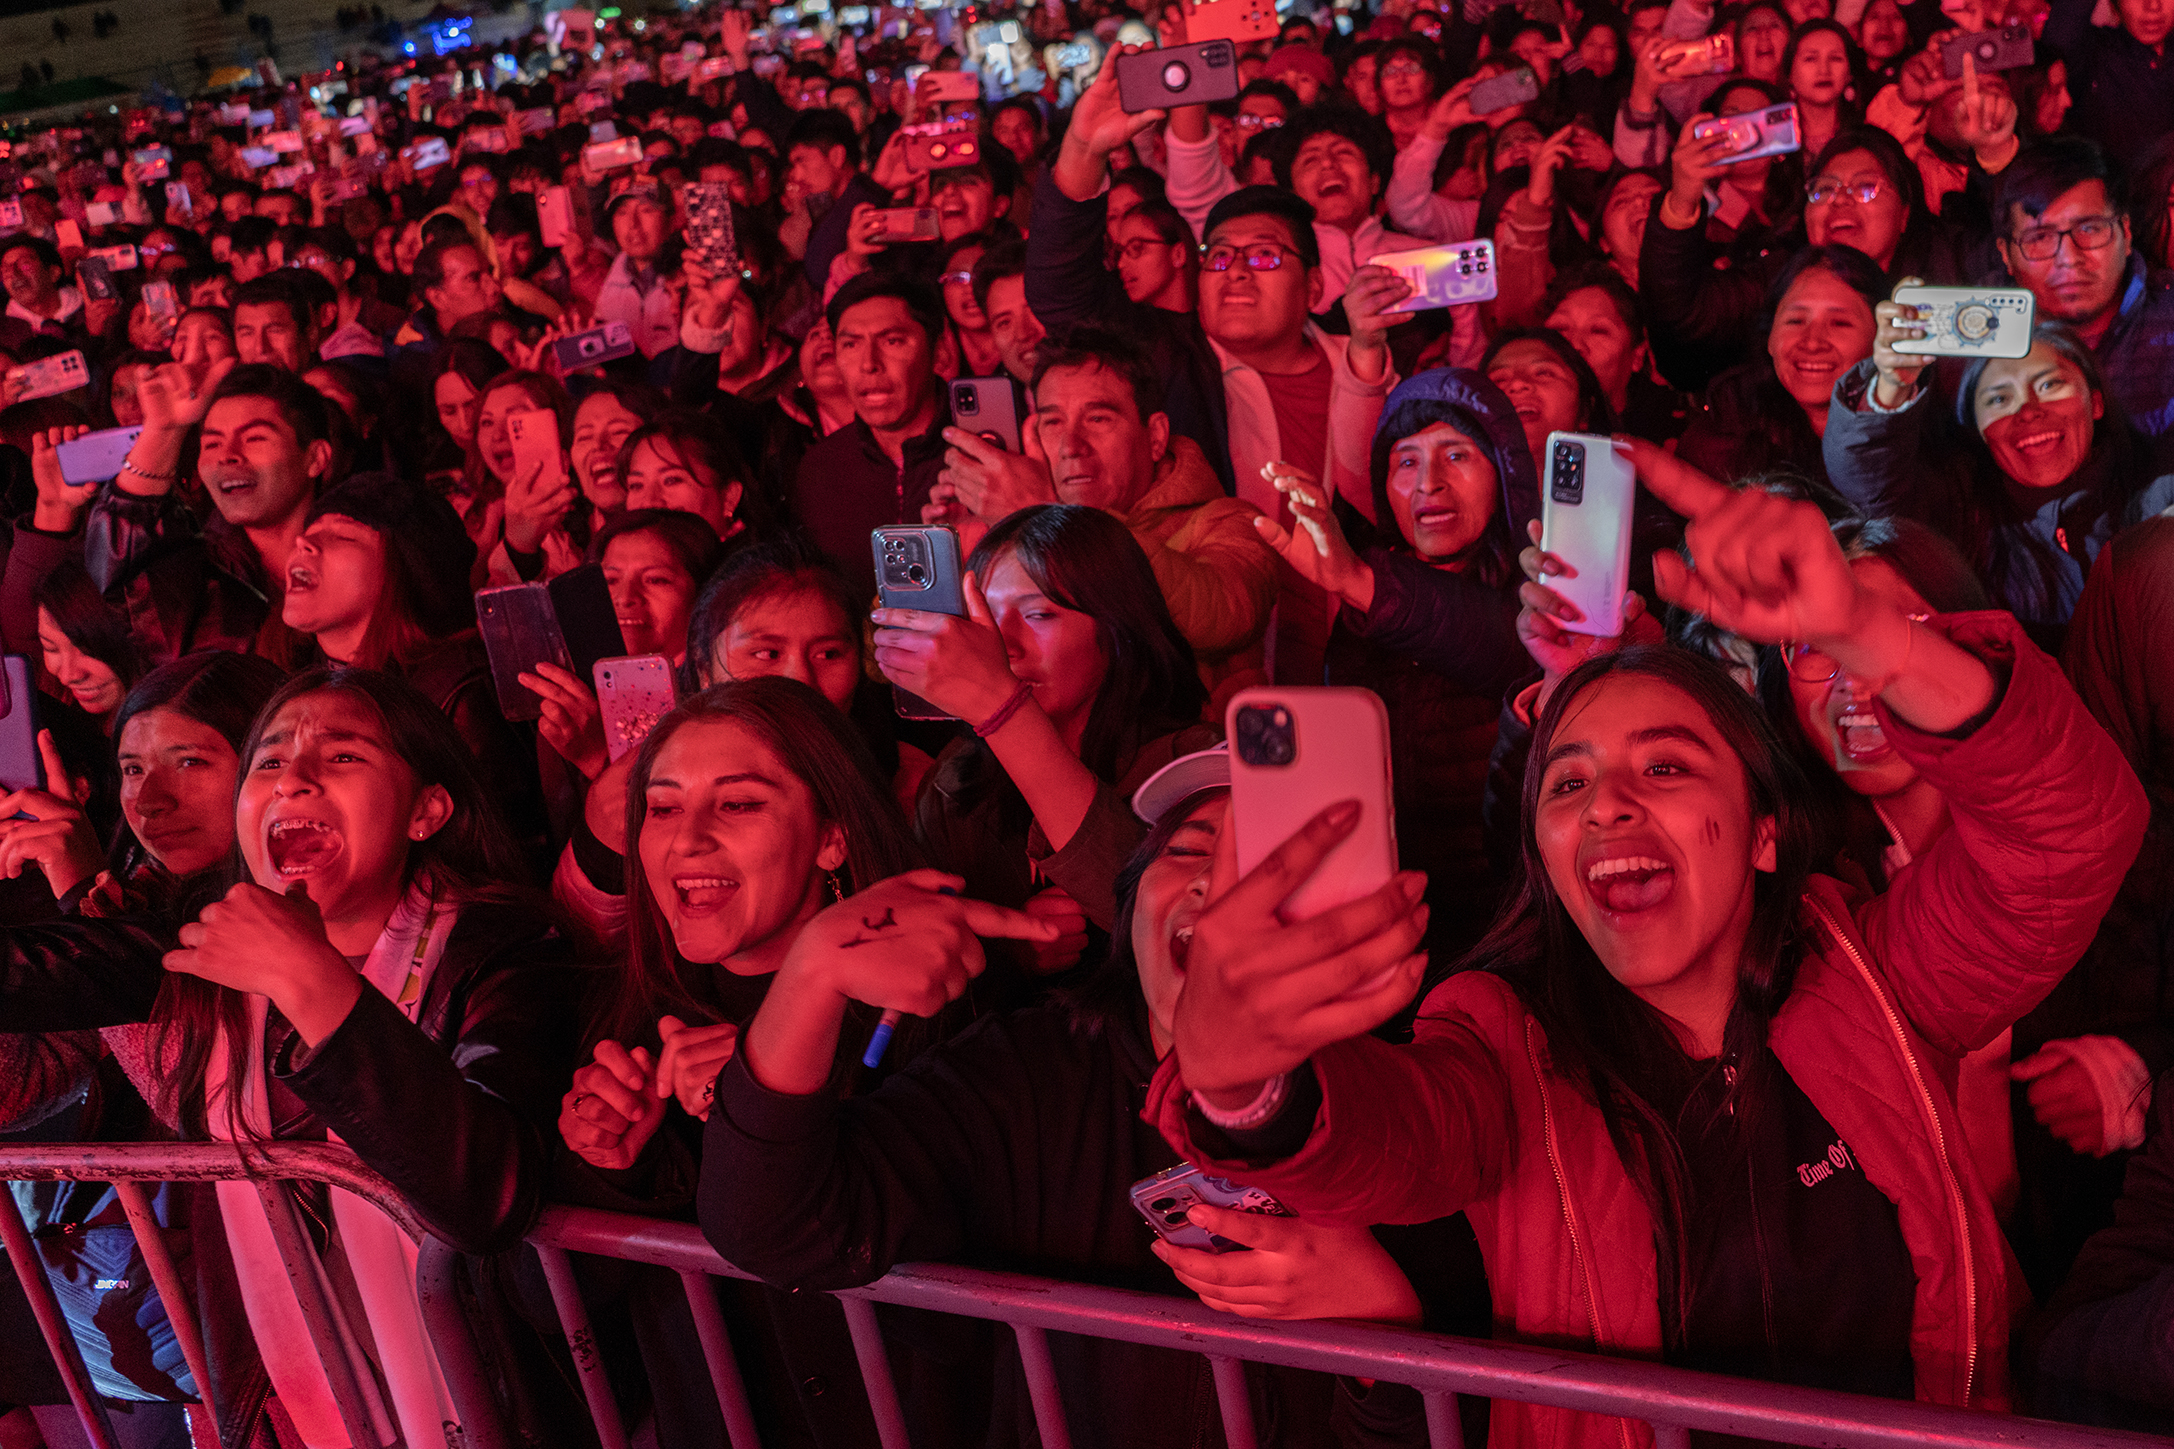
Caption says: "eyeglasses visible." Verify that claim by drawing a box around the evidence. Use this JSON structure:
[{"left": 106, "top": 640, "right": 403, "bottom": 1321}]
[
  {"left": 938, "top": 269, "right": 975, "bottom": 286},
  {"left": 1118, "top": 236, "right": 1176, "bottom": 259},
  {"left": 2012, "top": 215, "right": 2120, "bottom": 261},
  {"left": 1201, "top": 242, "right": 1303, "bottom": 272},
  {"left": 1807, "top": 178, "right": 1885, "bottom": 205},
  {"left": 1783, "top": 614, "right": 1929, "bottom": 682},
  {"left": 1380, "top": 61, "right": 1428, "bottom": 77},
  {"left": 1235, "top": 112, "right": 1285, "bottom": 130}
]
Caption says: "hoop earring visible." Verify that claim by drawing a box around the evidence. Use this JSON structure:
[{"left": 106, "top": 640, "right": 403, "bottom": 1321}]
[{"left": 827, "top": 871, "right": 845, "bottom": 903}]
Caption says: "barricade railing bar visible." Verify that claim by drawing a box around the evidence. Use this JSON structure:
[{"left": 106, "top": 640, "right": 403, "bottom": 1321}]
[{"left": 3, "top": 1145, "right": 2169, "bottom": 1449}]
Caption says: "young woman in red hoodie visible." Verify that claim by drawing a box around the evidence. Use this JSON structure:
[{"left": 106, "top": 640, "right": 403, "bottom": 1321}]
[{"left": 1134, "top": 456, "right": 2148, "bottom": 1447}]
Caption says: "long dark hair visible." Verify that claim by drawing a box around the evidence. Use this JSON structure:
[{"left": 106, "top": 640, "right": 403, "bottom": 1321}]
[
  {"left": 35, "top": 558, "right": 150, "bottom": 709},
  {"left": 154, "top": 667, "right": 529, "bottom": 1139},
  {"left": 967, "top": 505, "right": 1206, "bottom": 782},
  {"left": 108, "top": 650, "right": 287, "bottom": 881},
  {"left": 1474, "top": 645, "right": 1819, "bottom": 1352},
  {"left": 609, "top": 678, "right": 923, "bottom": 1048}
]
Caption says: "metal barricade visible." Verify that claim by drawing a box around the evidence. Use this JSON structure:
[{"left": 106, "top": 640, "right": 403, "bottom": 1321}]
[
  {"left": 2, "top": 1145, "right": 2170, "bottom": 1449},
  {"left": 0, "top": 1142, "right": 457, "bottom": 1449},
  {"left": 510, "top": 1203, "right": 2174, "bottom": 1449}
]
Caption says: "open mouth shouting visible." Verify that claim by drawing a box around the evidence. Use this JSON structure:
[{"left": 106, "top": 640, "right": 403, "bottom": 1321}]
[
  {"left": 266, "top": 816, "right": 344, "bottom": 880},
  {"left": 672, "top": 874, "right": 738, "bottom": 917},
  {"left": 1583, "top": 851, "right": 1676, "bottom": 916}
]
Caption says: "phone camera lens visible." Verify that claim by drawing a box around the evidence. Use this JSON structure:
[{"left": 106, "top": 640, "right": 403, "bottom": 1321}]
[
  {"left": 1163, "top": 1210, "right": 1190, "bottom": 1225},
  {"left": 906, "top": 564, "right": 928, "bottom": 585},
  {"left": 1150, "top": 1196, "right": 1177, "bottom": 1211}
]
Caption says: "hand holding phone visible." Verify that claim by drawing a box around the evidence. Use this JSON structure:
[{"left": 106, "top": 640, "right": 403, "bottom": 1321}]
[
  {"left": 1538, "top": 432, "right": 1637, "bottom": 638},
  {"left": 870, "top": 526, "right": 972, "bottom": 720}
]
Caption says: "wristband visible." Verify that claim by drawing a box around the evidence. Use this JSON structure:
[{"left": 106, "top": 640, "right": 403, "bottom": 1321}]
[
  {"left": 121, "top": 457, "right": 176, "bottom": 483},
  {"left": 1192, "top": 1073, "right": 1290, "bottom": 1131},
  {"left": 973, "top": 680, "right": 1035, "bottom": 739}
]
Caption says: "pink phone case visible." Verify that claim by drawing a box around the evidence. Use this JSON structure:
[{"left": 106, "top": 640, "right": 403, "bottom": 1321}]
[
  {"left": 1226, "top": 687, "right": 1397, "bottom": 922},
  {"left": 595, "top": 655, "right": 678, "bottom": 762},
  {"left": 508, "top": 409, "right": 566, "bottom": 489}
]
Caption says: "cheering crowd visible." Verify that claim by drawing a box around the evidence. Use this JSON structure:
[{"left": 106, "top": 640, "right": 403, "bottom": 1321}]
[{"left": 0, "top": 0, "right": 2171, "bottom": 1441}]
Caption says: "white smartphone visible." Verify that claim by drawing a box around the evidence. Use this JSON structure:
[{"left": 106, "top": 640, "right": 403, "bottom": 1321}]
[
  {"left": 1226, "top": 687, "right": 1396, "bottom": 923},
  {"left": 1539, "top": 431, "right": 1637, "bottom": 639},
  {"left": 1889, "top": 285, "right": 2035, "bottom": 359}
]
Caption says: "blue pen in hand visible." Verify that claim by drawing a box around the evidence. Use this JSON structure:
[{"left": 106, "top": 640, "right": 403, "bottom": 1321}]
[{"left": 862, "top": 884, "right": 959, "bottom": 1069}]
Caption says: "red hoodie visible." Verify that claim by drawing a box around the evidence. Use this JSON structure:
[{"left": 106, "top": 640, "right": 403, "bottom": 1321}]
[{"left": 1149, "top": 613, "right": 2149, "bottom": 1449}]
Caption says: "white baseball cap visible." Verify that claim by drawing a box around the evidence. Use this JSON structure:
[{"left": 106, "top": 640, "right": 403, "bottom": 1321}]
[{"left": 1129, "top": 743, "right": 1230, "bottom": 824}]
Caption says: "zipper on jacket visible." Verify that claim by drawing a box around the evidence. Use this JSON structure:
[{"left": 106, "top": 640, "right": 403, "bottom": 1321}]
[
  {"left": 1526, "top": 1019, "right": 1637, "bottom": 1449},
  {"left": 1803, "top": 896, "right": 1979, "bottom": 1405}
]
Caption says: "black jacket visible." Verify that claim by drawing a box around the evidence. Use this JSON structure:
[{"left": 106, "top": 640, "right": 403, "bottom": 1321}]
[
  {"left": 790, "top": 406, "right": 949, "bottom": 604},
  {"left": 81, "top": 483, "right": 276, "bottom": 663},
  {"left": 0, "top": 897, "right": 583, "bottom": 1443},
  {"left": 0, "top": 897, "right": 582, "bottom": 1250},
  {"left": 702, "top": 1003, "right": 1377, "bottom": 1448},
  {"left": 1023, "top": 170, "right": 1236, "bottom": 496}
]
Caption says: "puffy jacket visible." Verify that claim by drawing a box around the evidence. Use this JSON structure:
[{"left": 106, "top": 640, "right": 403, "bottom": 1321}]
[
  {"left": 1150, "top": 613, "right": 2148, "bottom": 1448},
  {"left": 1823, "top": 358, "right": 2174, "bottom": 638},
  {"left": 1117, "top": 436, "right": 1278, "bottom": 715}
]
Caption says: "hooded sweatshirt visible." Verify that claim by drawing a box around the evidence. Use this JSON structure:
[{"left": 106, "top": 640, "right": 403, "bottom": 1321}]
[{"left": 1329, "top": 368, "right": 1540, "bottom": 960}]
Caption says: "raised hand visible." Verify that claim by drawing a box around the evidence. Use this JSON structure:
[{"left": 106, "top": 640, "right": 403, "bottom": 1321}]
[
  {"left": 1155, "top": 1211, "right": 1424, "bottom": 1324},
  {"left": 141, "top": 355, "right": 235, "bottom": 431},
  {"left": 1053, "top": 43, "right": 1167, "bottom": 199},
  {"left": 164, "top": 882, "right": 362, "bottom": 1047},
  {"left": 1249, "top": 462, "right": 1375, "bottom": 612},
  {"left": 1870, "top": 276, "right": 1934, "bottom": 408},
  {"left": 654, "top": 1014, "right": 741, "bottom": 1121},
  {"left": 501, "top": 425, "right": 577, "bottom": 555},
  {"left": 1665, "top": 113, "right": 1734, "bottom": 220},
  {"left": 872, "top": 569, "right": 1021, "bottom": 724},
  {"left": 29, "top": 424, "right": 93, "bottom": 531},
  {"left": 938, "top": 425, "right": 1055, "bottom": 522},
  {"left": 1343, "top": 265, "right": 1411, "bottom": 385},
  {"left": 0, "top": 730, "right": 102, "bottom": 899},
  {"left": 520, "top": 660, "right": 608, "bottom": 780},
  {"left": 783, "top": 869, "right": 1061, "bottom": 1017},
  {"left": 560, "top": 1042, "right": 667, "bottom": 1171},
  {"left": 1526, "top": 122, "right": 1578, "bottom": 208},
  {"left": 1420, "top": 75, "right": 1482, "bottom": 140},
  {"left": 1516, "top": 518, "right": 1662, "bottom": 705},
  {"left": 1628, "top": 438, "right": 1863, "bottom": 648},
  {"left": 1171, "top": 802, "right": 1429, "bottom": 1102}
]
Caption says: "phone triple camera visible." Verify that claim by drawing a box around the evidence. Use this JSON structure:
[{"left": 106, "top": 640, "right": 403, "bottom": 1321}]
[{"left": 1234, "top": 704, "right": 1297, "bottom": 767}]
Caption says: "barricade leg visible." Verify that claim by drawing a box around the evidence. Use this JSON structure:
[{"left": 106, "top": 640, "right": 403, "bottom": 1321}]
[
  {"left": 1010, "top": 1325, "right": 1072, "bottom": 1449},
  {"left": 837, "top": 1296, "right": 911, "bottom": 1449},
  {"left": 412, "top": 1237, "right": 513, "bottom": 1449},
  {"left": 532, "top": 1243, "right": 630, "bottom": 1449},
  {"left": 1421, "top": 1391, "right": 1464, "bottom": 1449},
  {"left": 111, "top": 1183, "right": 213, "bottom": 1431},
  {"left": 676, "top": 1270, "right": 763, "bottom": 1449},
  {"left": 252, "top": 1180, "right": 380, "bottom": 1449},
  {"left": 1206, "top": 1355, "right": 1257, "bottom": 1449},
  {"left": 0, "top": 1188, "right": 118, "bottom": 1449}
]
